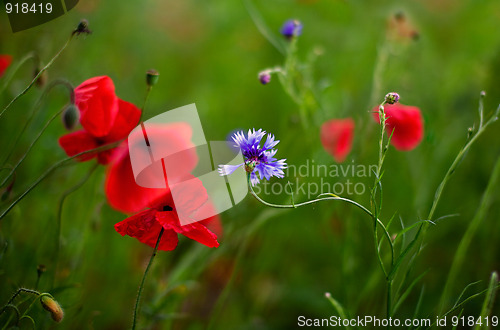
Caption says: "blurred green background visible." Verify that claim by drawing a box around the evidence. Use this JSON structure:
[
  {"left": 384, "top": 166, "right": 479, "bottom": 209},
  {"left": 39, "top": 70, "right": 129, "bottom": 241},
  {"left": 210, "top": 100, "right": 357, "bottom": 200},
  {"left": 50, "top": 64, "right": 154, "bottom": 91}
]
[{"left": 1, "top": 0, "right": 500, "bottom": 328}]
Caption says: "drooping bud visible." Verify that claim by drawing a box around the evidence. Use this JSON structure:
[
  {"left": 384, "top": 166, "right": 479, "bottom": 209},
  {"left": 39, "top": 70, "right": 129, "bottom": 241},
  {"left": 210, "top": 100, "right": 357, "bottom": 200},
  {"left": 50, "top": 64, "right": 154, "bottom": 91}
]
[
  {"left": 62, "top": 103, "right": 80, "bottom": 131},
  {"left": 258, "top": 70, "right": 271, "bottom": 85},
  {"left": 146, "top": 69, "right": 159, "bottom": 87},
  {"left": 73, "top": 19, "right": 91, "bottom": 36},
  {"left": 40, "top": 295, "right": 64, "bottom": 322},
  {"left": 384, "top": 92, "right": 400, "bottom": 104},
  {"left": 281, "top": 19, "right": 303, "bottom": 40}
]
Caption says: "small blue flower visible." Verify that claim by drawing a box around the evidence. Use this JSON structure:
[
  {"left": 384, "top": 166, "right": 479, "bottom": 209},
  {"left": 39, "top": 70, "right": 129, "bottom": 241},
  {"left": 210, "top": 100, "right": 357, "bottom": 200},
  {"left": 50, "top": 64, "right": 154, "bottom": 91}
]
[
  {"left": 281, "top": 19, "right": 303, "bottom": 39},
  {"left": 218, "top": 129, "right": 287, "bottom": 186}
]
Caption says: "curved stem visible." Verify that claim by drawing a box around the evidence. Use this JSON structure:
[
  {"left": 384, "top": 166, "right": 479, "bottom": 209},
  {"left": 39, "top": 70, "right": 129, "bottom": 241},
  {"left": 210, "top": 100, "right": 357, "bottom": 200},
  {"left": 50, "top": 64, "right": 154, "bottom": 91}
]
[
  {"left": 0, "top": 53, "right": 36, "bottom": 96},
  {"left": 1, "top": 79, "right": 74, "bottom": 187},
  {"left": 0, "top": 35, "right": 74, "bottom": 120},
  {"left": 247, "top": 175, "right": 393, "bottom": 246},
  {"left": 0, "top": 142, "right": 119, "bottom": 222},
  {"left": 132, "top": 228, "right": 164, "bottom": 330},
  {"left": 53, "top": 162, "right": 99, "bottom": 289}
]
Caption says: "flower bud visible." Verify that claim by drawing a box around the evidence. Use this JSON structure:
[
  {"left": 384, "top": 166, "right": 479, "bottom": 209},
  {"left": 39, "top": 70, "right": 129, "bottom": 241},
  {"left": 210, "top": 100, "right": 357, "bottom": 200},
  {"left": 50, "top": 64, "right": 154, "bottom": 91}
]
[
  {"left": 384, "top": 92, "right": 400, "bottom": 104},
  {"left": 40, "top": 295, "right": 64, "bottom": 322},
  {"left": 258, "top": 71, "right": 271, "bottom": 85},
  {"left": 73, "top": 19, "right": 91, "bottom": 36},
  {"left": 281, "top": 19, "right": 303, "bottom": 40},
  {"left": 62, "top": 103, "right": 80, "bottom": 131},
  {"left": 146, "top": 69, "right": 159, "bottom": 87},
  {"left": 37, "top": 264, "right": 46, "bottom": 277}
]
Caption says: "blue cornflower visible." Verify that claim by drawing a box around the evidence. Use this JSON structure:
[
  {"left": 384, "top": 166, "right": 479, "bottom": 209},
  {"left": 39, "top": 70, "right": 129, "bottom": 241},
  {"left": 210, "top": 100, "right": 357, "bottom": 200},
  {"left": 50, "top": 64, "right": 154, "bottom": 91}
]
[
  {"left": 281, "top": 19, "right": 303, "bottom": 39},
  {"left": 218, "top": 129, "right": 287, "bottom": 186}
]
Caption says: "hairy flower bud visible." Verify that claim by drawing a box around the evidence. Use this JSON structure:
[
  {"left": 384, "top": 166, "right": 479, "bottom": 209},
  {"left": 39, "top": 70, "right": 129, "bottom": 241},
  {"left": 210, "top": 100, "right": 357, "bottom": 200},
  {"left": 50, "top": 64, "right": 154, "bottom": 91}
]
[
  {"left": 40, "top": 295, "right": 64, "bottom": 322},
  {"left": 73, "top": 19, "right": 91, "bottom": 36},
  {"left": 258, "top": 71, "right": 271, "bottom": 85},
  {"left": 146, "top": 69, "right": 159, "bottom": 87},
  {"left": 384, "top": 92, "right": 400, "bottom": 104},
  {"left": 62, "top": 103, "right": 80, "bottom": 131}
]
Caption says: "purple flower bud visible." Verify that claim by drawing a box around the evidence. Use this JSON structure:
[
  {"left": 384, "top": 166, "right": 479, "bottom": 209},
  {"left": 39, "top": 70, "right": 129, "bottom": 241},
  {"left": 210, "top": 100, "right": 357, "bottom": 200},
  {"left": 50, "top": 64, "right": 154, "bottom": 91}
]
[
  {"left": 384, "top": 92, "right": 400, "bottom": 104},
  {"left": 281, "top": 19, "right": 303, "bottom": 40},
  {"left": 258, "top": 71, "right": 271, "bottom": 85}
]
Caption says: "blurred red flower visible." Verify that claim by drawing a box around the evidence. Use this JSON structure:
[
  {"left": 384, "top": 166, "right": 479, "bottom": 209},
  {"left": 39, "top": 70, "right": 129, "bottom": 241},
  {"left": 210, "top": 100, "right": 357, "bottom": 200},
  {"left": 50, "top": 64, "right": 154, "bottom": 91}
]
[
  {"left": 105, "top": 123, "right": 199, "bottom": 214},
  {"left": 0, "top": 55, "right": 12, "bottom": 77},
  {"left": 59, "top": 76, "right": 141, "bottom": 164},
  {"left": 114, "top": 178, "right": 221, "bottom": 251},
  {"left": 373, "top": 103, "right": 424, "bottom": 151},
  {"left": 320, "top": 118, "right": 355, "bottom": 163}
]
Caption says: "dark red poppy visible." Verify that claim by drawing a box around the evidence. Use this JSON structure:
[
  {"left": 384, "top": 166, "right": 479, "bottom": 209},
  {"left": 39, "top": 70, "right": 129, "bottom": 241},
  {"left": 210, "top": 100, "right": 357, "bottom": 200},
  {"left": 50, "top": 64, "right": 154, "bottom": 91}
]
[
  {"left": 59, "top": 76, "right": 141, "bottom": 164},
  {"left": 320, "top": 118, "right": 355, "bottom": 163},
  {"left": 373, "top": 103, "right": 423, "bottom": 151},
  {"left": 105, "top": 123, "right": 199, "bottom": 214},
  {"left": 114, "top": 178, "right": 220, "bottom": 250},
  {"left": 0, "top": 55, "right": 12, "bottom": 77}
]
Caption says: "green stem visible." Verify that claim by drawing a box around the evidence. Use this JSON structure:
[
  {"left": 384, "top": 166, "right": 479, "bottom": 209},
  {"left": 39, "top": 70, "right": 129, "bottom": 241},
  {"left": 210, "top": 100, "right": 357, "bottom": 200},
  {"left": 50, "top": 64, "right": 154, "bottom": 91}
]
[
  {"left": 132, "top": 228, "right": 164, "bottom": 330},
  {"left": 0, "top": 288, "right": 40, "bottom": 316},
  {"left": 1, "top": 79, "right": 74, "bottom": 187},
  {"left": 0, "top": 142, "right": 119, "bottom": 222},
  {"left": 438, "top": 155, "right": 500, "bottom": 314},
  {"left": 53, "top": 162, "right": 99, "bottom": 289},
  {"left": 0, "top": 53, "right": 36, "bottom": 96},
  {"left": 247, "top": 174, "right": 393, "bottom": 246},
  {"left": 0, "top": 35, "right": 74, "bottom": 120}
]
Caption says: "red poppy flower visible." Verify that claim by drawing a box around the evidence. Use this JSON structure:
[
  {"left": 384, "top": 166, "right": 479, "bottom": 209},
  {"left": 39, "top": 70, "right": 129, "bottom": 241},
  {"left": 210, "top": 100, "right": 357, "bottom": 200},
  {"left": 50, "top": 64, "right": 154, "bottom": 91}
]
[
  {"left": 373, "top": 103, "right": 424, "bottom": 151},
  {"left": 59, "top": 76, "right": 141, "bottom": 164},
  {"left": 105, "top": 123, "right": 199, "bottom": 214},
  {"left": 320, "top": 118, "right": 355, "bottom": 163},
  {"left": 114, "top": 178, "right": 220, "bottom": 250},
  {"left": 0, "top": 55, "right": 12, "bottom": 77}
]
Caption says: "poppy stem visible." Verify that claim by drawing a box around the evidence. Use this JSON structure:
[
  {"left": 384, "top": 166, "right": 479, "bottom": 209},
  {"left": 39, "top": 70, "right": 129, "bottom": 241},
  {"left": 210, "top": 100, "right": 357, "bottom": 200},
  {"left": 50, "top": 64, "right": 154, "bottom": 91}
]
[
  {"left": 53, "top": 162, "right": 99, "bottom": 289},
  {"left": 132, "top": 228, "right": 164, "bottom": 330},
  {"left": 0, "top": 142, "right": 120, "bottom": 222},
  {"left": 1, "top": 78, "right": 75, "bottom": 187},
  {"left": 0, "top": 34, "right": 74, "bottom": 120},
  {"left": 0, "top": 52, "right": 36, "bottom": 96}
]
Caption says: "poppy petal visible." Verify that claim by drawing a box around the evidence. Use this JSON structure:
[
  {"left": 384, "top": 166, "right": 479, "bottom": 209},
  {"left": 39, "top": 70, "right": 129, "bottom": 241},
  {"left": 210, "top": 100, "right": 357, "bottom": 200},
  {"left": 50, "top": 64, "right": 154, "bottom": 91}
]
[
  {"left": 104, "top": 99, "right": 141, "bottom": 142},
  {"left": 320, "top": 118, "right": 355, "bottom": 163},
  {"left": 0, "top": 55, "right": 13, "bottom": 77},
  {"left": 75, "top": 76, "right": 118, "bottom": 138},
  {"left": 105, "top": 142, "right": 170, "bottom": 214},
  {"left": 373, "top": 103, "right": 424, "bottom": 151},
  {"left": 156, "top": 211, "right": 219, "bottom": 248},
  {"left": 114, "top": 209, "right": 178, "bottom": 251},
  {"left": 58, "top": 130, "right": 99, "bottom": 162}
]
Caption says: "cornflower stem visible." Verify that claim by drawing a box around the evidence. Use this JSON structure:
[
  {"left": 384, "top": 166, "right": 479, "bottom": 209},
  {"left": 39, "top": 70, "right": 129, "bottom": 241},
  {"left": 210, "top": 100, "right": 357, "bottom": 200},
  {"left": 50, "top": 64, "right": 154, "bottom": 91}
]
[
  {"left": 0, "top": 34, "right": 74, "bottom": 120},
  {"left": 132, "top": 228, "right": 164, "bottom": 330},
  {"left": 53, "top": 162, "right": 99, "bottom": 289},
  {"left": 247, "top": 174, "right": 393, "bottom": 249},
  {"left": 1, "top": 78, "right": 75, "bottom": 187},
  {"left": 0, "top": 141, "right": 120, "bottom": 222}
]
